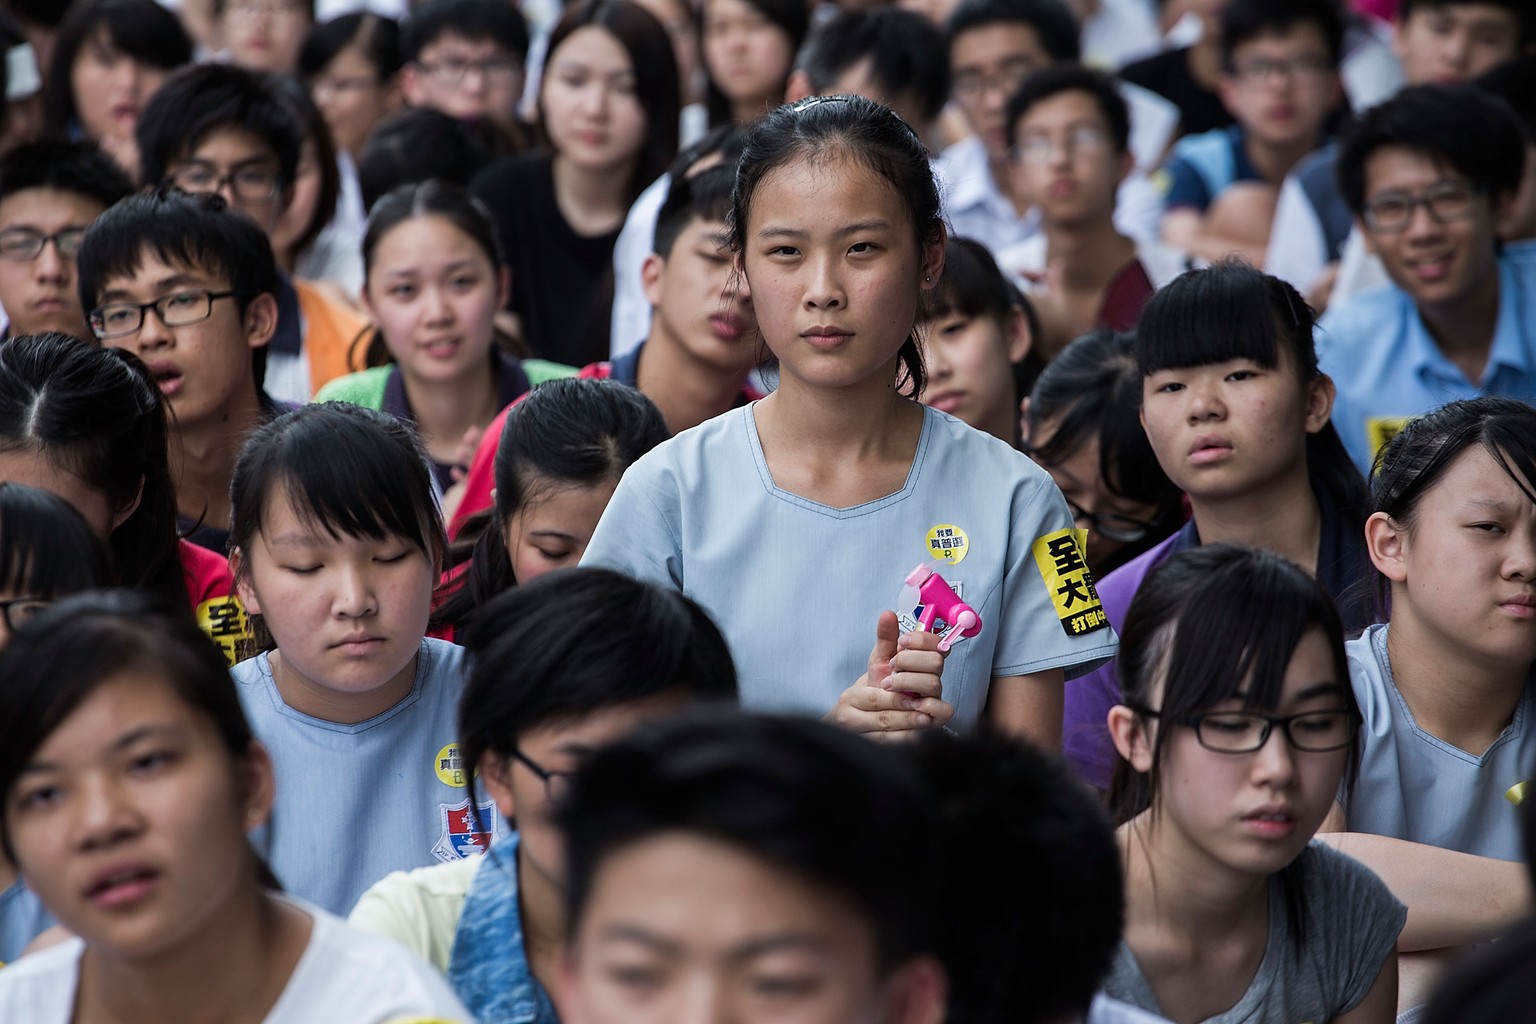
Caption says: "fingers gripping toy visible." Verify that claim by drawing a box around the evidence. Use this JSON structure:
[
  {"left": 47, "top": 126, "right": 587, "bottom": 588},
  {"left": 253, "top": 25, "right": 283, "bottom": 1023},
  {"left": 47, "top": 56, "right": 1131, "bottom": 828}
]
[{"left": 903, "top": 564, "right": 983, "bottom": 652}]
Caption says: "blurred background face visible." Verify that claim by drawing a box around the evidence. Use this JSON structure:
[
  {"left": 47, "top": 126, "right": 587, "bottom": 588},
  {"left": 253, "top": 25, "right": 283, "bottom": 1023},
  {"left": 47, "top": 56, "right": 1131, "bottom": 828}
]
[
  {"left": 310, "top": 44, "right": 396, "bottom": 157},
  {"left": 403, "top": 32, "right": 524, "bottom": 133},
  {"left": 702, "top": 0, "right": 795, "bottom": 112},
  {"left": 1393, "top": 2, "right": 1522, "bottom": 85},
  {"left": 220, "top": 0, "right": 313, "bottom": 74},
  {"left": 71, "top": 28, "right": 169, "bottom": 146}
]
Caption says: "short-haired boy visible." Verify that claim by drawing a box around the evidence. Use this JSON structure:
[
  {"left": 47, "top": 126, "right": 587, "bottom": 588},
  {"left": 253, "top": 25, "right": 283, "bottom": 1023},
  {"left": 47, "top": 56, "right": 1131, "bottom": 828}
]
[
  {"left": 78, "top": 188, "right": 286, "bottom": 555},
  {"left": 1320, "top": 84, "right": 1535, "bottom": 473},
  {"left": 136, "top": 62, "right": 364, "bottom": 403},
  {"left": 1158, "top": 0, "right": 1343, "bottom": 267},
  {"left": 400, "top": 0, "right": 529, "bottom": 142},
  {"left": 0, "top": 139, "right": 130, "bottom": 341}
]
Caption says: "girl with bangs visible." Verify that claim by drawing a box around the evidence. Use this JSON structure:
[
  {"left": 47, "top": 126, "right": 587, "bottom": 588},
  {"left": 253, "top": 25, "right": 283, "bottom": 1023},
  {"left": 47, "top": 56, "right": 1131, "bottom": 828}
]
[
  {"left": 1064, "top": 260, "right": 1372, "bottom": 791},
  {"left": 1105, "top": 544, "right": 1401, "bottom": 1024},
  {"left": 228, "top": 403, "right": 495, "bottom": 917}
]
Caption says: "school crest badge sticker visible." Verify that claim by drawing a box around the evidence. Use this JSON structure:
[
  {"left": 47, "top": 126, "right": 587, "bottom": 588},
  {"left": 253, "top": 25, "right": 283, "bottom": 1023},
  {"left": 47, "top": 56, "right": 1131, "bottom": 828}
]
[{"left": 432, "top": 798, "right": 497, "bottom": 862}]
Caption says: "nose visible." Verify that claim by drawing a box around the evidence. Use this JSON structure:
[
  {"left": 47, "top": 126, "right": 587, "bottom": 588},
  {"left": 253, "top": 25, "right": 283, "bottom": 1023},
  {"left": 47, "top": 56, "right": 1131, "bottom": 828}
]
[
  {"left": 333, "top": 564, "right": 379, "bottom": 619},
  {"left": 1186, "top": 378, "right": 1226, "bottom": 421},
  {"left": 676, "top": 973, "right": 729, "bottom": 1024},
  {"left": 71, "top": 774, "right": 142, "bottom": 851},
  {"left": 1250, "top": 724, "right": 1298, "bottom": 788},
  {"left": 1504, "top": 523, "right": 1536, "bottom": 581},
  {"left": 424, "top": 283, "right": 453, "bottom": 322},
  {"left": 34, "top": 239, "right": 67, "bottom": 281},
  {"left": 802, "top": 254, "right": 844, "bottom": 311},
  {"left": 136, "top": 304, "right": 175, "bottom": 350}
]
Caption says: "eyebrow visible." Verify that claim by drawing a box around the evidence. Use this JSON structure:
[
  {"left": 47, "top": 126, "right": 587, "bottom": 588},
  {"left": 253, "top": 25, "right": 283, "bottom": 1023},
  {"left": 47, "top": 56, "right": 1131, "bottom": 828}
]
[
  {"left": 599, "top": 924, "right": 685, "bottom": 956},
  {"left": 726, "top": 933, "right": 832, "bottom": 965},
  {"left": 1461, "top": 496, "right": 1521, "bottom": 515},
  {"left": 265, "top": 530, "right": 333, "bottom": 548},
  {"left": 98, "top": 273, "right": 213, "bottom": 303},
  {"left": 756, "top": 220, "right": 895, "bottom": 240},
  {"left": 21, "top": 724, "right": 183, "bottom": 775}
]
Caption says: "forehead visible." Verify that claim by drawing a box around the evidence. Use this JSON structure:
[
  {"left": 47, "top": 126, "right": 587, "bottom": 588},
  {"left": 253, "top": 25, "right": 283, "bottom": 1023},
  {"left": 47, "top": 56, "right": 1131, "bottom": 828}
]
[
  {"left": 951, "top": 22, "right": 1048, "bottom": 67},
  {"left": 748, "top": 152, "right": 913, "bottom": 231},
  {"left": 1230, "top": 21, "right": 1332, "bottom": 58},
  {"left": 28, "top": 669, "right": 196, "bottom": 765},
  {"left": 1402, "top": 2, "right": 1521, "bottom": 31},
  {"left": 420, "top": 32, "right": 513, "bottom": 59},
  {"left": 102, "top": 249, "right": 224, "bottom": 292},
  {"left": 1362, "top": 145, "right": 1469, "bottom": 193},
  {"left": 1016, "top": 88, "right": 1110, "bottom": 132},
  {"left": 516, "top": 693, "right": 689, "bottom": 755},
  {"left": 180, "top": 127, "right": 280, "bottom": 168},
  {"left": 0, "top": 188, "right": 107, "bottom": 228},
  {"left": 1423, "top": 443, "right": 1536, "bottom": 509},
  {"left": 372, "top": 214, "right": 489, "bottom": 264}
]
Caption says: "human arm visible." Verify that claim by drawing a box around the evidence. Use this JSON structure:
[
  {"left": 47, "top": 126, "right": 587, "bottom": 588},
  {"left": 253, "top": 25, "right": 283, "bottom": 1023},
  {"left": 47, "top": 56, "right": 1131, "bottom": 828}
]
[
  {"left": 1330, "top": 948, "right": 1398, "bottom": 1024},
  {"left": 986, "top": 669, "right": 1064, "bottom": 751},
  {"left": 826, "top": 611, "right": 955, "bottom": 741}
]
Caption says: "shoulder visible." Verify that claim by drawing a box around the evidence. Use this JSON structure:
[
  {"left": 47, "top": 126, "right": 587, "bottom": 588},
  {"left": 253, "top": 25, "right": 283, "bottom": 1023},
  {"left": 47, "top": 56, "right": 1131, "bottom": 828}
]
[
  {"left": 230, "top": 650, "right": 274, "bottom": 688},
  {"left": 418, "top": 637, "right": 468, "bottom": 682},
  {"left": 0, "top": 936, "right": 82, "bottom": 1017},
  {"left": 314, "top": 366, "right": 393, "bottom": 408},
  {"left": 348, "top": 858, "right": 484, "bottom": 969},
  {"left": 1318, "top": 284, "right": 1408, "bottom": 341},
  {"left": 1295, "top": 841, "right": 1406, "bottom": 936}
]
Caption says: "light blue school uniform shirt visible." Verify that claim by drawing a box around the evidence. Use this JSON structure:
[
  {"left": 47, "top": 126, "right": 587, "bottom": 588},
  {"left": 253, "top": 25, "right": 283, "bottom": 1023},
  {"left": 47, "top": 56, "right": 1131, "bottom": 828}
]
[
  {"left": 1344, "top": 624, "right": 1536, "bottom": 860},
  {"left": 234, "top": 638, "right": 503, "bottom": 916},
  {"left": 1317, "top": 255, "right": 1536, "bottom": 474},
  {"left": 0, "top": 881, "right": 50, "bottom": 966},
  {"left": 582, "top": 404, "right": 1118, "bottom": 728}
]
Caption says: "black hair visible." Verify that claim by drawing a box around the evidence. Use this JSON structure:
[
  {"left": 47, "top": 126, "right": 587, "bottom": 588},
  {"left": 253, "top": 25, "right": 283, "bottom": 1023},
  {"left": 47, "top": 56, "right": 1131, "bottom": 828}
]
[
  {"left": 795, "top": 7, "right": 951, "bottom": 123},
  {"left": 1027, "top": 328, "right": 1184, "bottom": 575},
  {"left": 1108, "top": 544, "right": 1360, "bottom": 948},
  {"left": 559, "top": 708, "right": 939, "bottom": 972},
  {"left": 459, "top": 566, "right": 737, "bottom": 823},
  {"left": 0, "top": 483, "right": 113, "bottom": 602},
  {"left": 1399, "top": 0, "right": 1534, "bottom": 48},
  {"left": 914, "top": 732, "right": 1122, "bottom": 1024},
  {"left": 44, "top": 0, "right": 193, "bottom": 139},
  {"left": 0, "top": 333, "right": 185, "bottom": 612},
  {"left": 400, "top": 0, "right": 530, "bottom": 65},
  {"left": 1337, "top": 84, "right": 1527, "bottom": 218},
  {"left": 356, "top": 106, "right": 494, "bottom": 211},
  {"left": 77, "top": 187, "right": 279, "bottom": 387},
  {"left": 356, "top": 179, "right": 506, "bottom": 368},
  {"left": 1477, "top": 55, "right": 1536, "bottom": 137},
  {"left": 0, "top": 591, "right": 271, "bottom": 884},
  {"left": 1219, "top": 0, "right": 1344, "bottom": 69},
  {"left": 665, "top": 122, "right": 747, "bottom": 182},
  {"left": 925, "top": 234, "right": 1016, "bottom": 325},
  {"left": 542, "top": 0, "right": 679, "bottom": 204},
  {"left": 730, "top": 95, "right": 942, "bottom": 398},
  {"left": 703, "top": 0, "right": 809, "bottom": 127},
  {"left": 135, "top": 63, "right": 304, "bottom": 190},
  {"left": 6, "top": 0, "right": 66, "bottom": 28},
  {"left": 1368, "top": 397, "right": 1536, "bottom": 610},
  {"left": 0, "top": 139, "right": 133, "bottom": 210},
  {"left": 229, "top": 404, "right": 446, "bottom": 648},
  {"left": 944, "top": 0, "right": 1080, "bottom": 63},
  {"left": 1136, "top": 260, "right": 1369, "bottom": 538},
  {"left": 270, "top": 74, "right": 341, "bottom": 261},
  {"left": 300, "top": 12, "right": 404, "bottom": 82},
  {"left": 653, "top": 163, "right": 735, "bottom": 258},
  {"left": 1004, "top": 63, "right": 1130, "bottom": 154},
  {"left": 433, "top": 378, "right": 670, "bottom": 631}
]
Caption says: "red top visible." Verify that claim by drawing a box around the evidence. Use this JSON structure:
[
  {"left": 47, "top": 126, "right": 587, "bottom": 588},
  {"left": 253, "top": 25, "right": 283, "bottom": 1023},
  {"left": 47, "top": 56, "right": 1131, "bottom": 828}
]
[{"left": 179, "top": 539, "right": 252, "bottom": 665}]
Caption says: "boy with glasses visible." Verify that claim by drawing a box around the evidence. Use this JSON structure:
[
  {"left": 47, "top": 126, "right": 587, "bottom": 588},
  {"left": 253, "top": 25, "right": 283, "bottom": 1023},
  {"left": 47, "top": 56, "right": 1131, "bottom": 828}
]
[
  {"left": 77, "top": 188, "right": 287, "bottom": 555},
  {"left": 400, "top": 0, "right": 529, "bottom": 145},
  {"left": 136, "top": 62, "right": 364, "bottom": 403},
  {"left": 1157, "top": 0, "right": 1344, "bottom": 267},
  {"left": 1320, "top": 85, "right": 1536, "bottom": 474},
  {"left": 0, "top": 140, "right": 130, "bottom": 342}
]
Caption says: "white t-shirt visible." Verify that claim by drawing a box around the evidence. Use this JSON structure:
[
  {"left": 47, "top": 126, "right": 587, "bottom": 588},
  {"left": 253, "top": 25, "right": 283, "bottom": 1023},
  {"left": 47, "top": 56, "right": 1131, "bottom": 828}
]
[{"left": 0, "top": 899, "right": 474, "bottom": 1024}]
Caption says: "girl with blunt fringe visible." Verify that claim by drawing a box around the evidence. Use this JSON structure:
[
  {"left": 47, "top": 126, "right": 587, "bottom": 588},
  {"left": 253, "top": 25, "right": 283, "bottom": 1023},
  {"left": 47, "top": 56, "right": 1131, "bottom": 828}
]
[
  {"left": 0, "top": 332, "right": 246, "bottom": 644},
  {"left": 1063, "top": 261, "right": 1371, "bottom": 791},
  {"left": 432, "top": 377, "right": 669, "bottom": 637},
  {"left": 228, "top": 403, "right": 475, "bottom": 917},
  {"left": 584, "top": 96, "right": 1117, "bottom": 746},
  {"left": 1105, "top": 545, "right": 1402, "bottom": 1024},
  {"left": 352, "top": 567, "right": 737, "bottom": 1023},
  {"left": 0, "top": 591, "right": 473, "bottom": 1022}
]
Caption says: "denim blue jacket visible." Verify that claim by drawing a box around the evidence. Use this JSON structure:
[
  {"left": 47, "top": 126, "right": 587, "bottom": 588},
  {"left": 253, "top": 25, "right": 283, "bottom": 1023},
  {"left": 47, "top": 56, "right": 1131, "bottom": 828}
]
[{"left": 445, "top": 834, "right": 560, "bottom": 1024}]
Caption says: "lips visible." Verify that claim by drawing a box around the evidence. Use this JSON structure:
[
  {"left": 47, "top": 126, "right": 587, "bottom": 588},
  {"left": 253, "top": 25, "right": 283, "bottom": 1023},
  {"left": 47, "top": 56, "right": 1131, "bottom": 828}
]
[
  {"left": 144, "top": 360, "right": 184, "bottom": 397},
  {"left": 710, "top": 313, "right": 746, "bottom": 340},
  {"left": 331, "top": 633, "right": 385, "bottom": 653},
  {"left": 1405, "top": 253, "right": 1453, "bottom": 283},
  {"left": 927, "top": 390, "right": 965, "bottom": 413},
  {"left": 86, "top": 864, "right": 161, "bottom": 908},
  {"left": 1500, "top": 593, "right": 1536, "bottom": 618},
  {"left": 421, "top": 337, "right": 461, "bottom": 360},
  {"left": 1242, "top": 806, "right": 1297, "bottom": 839},
  {"left": 1188, "top": 434, "right": 1233, "bottom": 465}
]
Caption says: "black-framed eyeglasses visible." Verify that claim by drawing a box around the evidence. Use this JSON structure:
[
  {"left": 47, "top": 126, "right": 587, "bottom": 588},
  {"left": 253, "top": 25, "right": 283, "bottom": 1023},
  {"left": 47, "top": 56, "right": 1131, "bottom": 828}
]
[
  {"left": 168, "top": 163, "right": 284, "bottom": 204},
  {"left": 0, "top": 228, "right": 86, "bottom": 262},
  {"left": 511, "top": 747, "right": 578, "bottom": 802},
  {"left": 1362, "top": 181, "right": 1483, "bottom": 233},
  {"left": 1063, "top": 497, "right": 1158, "bottom": 544},
  {"left": 416, "top": 57, "right": 522, "bottom": 85},
  {"left": 0, "top": 596, "right": 49, "bottom": 632},
  {"left": 1133, "top": 705, "right": 1359, "bottom": 754},
  {"left": 89, "top": 289, "right": 243, "bottom": 340}
]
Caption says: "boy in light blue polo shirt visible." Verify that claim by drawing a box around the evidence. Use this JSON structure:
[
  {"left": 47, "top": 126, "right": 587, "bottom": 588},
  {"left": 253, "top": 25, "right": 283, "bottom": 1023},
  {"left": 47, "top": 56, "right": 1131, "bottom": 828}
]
[{"left": 1319, "top": 84, "right": 1536, "bottom": 473}]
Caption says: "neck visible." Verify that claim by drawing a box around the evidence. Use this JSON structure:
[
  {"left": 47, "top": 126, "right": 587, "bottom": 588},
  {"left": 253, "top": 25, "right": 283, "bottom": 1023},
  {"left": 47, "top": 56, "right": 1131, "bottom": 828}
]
[
  {"left": 173, "top": 386, "right": 268, "bottom": 533},
  {"left": 516, "top": 846, "right": 566, "bottom": 998},
  {"left": 634, "top": 330, "right": 747, "bottom": 433},
  {"left": 1417, "top": 270, "right": 1501, "bottom": 384},
  {"left": 1044, "top": 217, "right": 1137, "bottom": 290},
  {"left": 1188, "top": 37, "right": 1223, "bottom": 90},
  {"left": 1385, "top": 608, "right": 1529, "bottom": 755},
  {"left": 1244, "top": 134, "right": 1318, "bottom": 188},
  {"left": 270, "top": 647, "right": 418, "bottom": 725},
  {"left": 1121, "top": 815, "right": 1270, "bottom": 945},
  {"left": 401, "top": 360, "right": 502, "bottom": 464},
  {"left": 81, "top": 887, "right": 304, "bottom": 1024},
  {"left": 551, "top": 154, "right": 632, "bottom": 235},
  {"left": 755, "top": 366, "right": 918, "bottom": 466},
  {"left": 1188, "top": 466, "right": 1323, "bottom": 575}
]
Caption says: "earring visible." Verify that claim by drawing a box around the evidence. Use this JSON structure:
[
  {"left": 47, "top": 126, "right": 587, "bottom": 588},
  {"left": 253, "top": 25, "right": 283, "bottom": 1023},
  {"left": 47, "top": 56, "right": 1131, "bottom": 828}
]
[{"left": 925, "top": 275, "right": 932, "bottom": 282}]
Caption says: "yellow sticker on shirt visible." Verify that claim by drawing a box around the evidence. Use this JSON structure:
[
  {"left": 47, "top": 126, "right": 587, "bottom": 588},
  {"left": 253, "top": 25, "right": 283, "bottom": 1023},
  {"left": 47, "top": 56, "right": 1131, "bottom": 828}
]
[
  {"left": 1507, "top": 781, "right": 1530, "bottom": 806},
  {"left": 1366, "top": 416, "right": 1412, "bottom": 462},
  {"left": 195, "top": 595, "right": 252, "bottom": 667},
  {"left": 925, "top": 524, "right": 970, "bottom": 564},
  {"left": 1032, "top": 528, "right": 1109, "bottom": 638},
  {"left": 435, "top": 743, "right": 469, "bottom": 788}
]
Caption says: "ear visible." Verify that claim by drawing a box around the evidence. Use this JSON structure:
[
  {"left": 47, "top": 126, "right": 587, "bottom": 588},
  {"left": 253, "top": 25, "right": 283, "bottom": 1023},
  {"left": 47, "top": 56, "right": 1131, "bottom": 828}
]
[
  {"left": 231, "top": 547, "right": 263, "bottom": 616},
  {"left": 111, "top": 476, "right": 145, "bottom": 532},
  {"left": 1303, "top": 372, "right": 1335, "bottom": 435},
  {"left": 1107, "top": 703, "right": 1155, "bottom": 773},
  {"left": 1017, "top": 396, "right": 1032, "bottom": 446},
  {"left": 239, "top": 740, "right": 277, "bottom": 832},
  {"left": 919, "top": 224, "right": 947, "bottom": 291},
  {"left": 479, "top": 750, "right": 518, "bottom": 821},
  {"left": 640, "top": 251, "right": 666, "bottom": 308},
  {"left": 399, "top": 64, "right": 427, "bottom": 108},
  {"left": 883, "top": 954, "right": 949, "bottom": 1024},
  {"left": 1364, "top": 510, "right": 1409, "bottom": 583},
  {"left": 1005, "top": 305, "right": 1031, "bottom": 364},
  {"left": 243, "top": 292, "right": 278, "bottom": 352},
  {"left": 497, "top": 265, "right": 512, "bottom": 312},
  {"left": 784, "top": 69, "right": 813, "bottom": 104}
]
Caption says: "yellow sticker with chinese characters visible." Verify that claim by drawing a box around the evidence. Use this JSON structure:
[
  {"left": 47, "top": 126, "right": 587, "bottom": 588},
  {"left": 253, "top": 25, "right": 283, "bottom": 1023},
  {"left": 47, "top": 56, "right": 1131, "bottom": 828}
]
[
  {"left": 1507, "top": 781, "right": 1530, "bottom": 806},
  {"left": 435, "top": 743, "right": 469, "bottom": 788},
  {"left": 195, "top": 595, "right": 252, "bottom": 667},
  {"left": 925, "top": 523, "right": 970, "bottom": 565},
  {"left": 1366, "top": 416, "right": 1412, "bottom": 462},
  {"left": 1032, "top": 528, "right": 1108, "bottom": 638}
]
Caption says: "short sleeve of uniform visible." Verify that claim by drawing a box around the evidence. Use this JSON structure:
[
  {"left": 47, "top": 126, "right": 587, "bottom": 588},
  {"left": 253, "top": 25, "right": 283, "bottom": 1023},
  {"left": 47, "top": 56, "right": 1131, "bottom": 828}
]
[
  {"left": 582, "top": 450, "right": 685, "bottom": 591},
  {"left": 1300, "top": 842, "right": 1405, "bottom": 1015}
]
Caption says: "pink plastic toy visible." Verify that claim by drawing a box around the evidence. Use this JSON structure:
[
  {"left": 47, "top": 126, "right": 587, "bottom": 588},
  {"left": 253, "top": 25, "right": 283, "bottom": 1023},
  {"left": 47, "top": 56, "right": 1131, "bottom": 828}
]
[{"left": 905, "top": 564, "right": 983, "bottom": 652}]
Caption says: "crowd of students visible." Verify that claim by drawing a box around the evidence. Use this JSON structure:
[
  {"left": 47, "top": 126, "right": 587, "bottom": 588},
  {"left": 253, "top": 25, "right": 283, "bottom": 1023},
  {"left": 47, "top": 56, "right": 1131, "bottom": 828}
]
[{"left": 0, "top": 0, "right": 1531, "bottom": 1021}]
